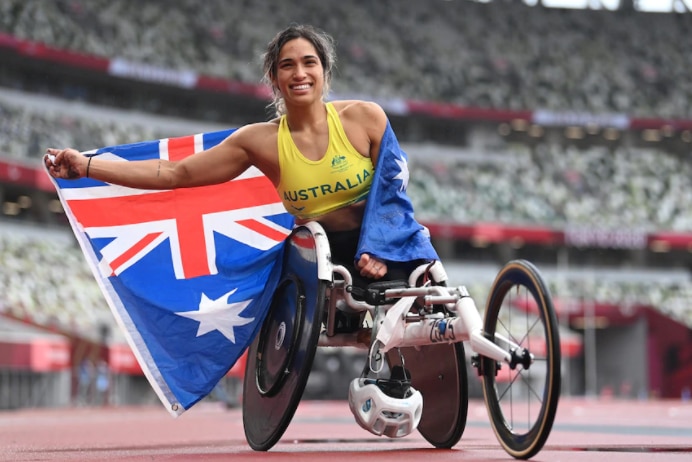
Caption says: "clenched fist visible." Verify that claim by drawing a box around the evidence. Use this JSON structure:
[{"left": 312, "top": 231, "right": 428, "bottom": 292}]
[
  {"left": 44, "top": 148, "right": 89, "bottom": 180},
  {"left": 357, "top": 253, "right": 388, "bottom": 279}
]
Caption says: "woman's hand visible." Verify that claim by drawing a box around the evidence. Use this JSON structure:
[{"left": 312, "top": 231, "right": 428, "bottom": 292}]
[
  {"left": 44, "top": 148, "right": 88, "bottom": 180},
  {"left": 357, "top": 253, "right": 387, "bottom": 280}
]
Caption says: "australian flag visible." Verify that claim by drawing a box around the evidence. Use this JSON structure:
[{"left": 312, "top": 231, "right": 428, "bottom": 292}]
[
  {"left": 47, "top": 129, "right": 295, "bottom": 416},
  {"left": 357, "top": 121, "right": 439, "bottom": 263},
  {"left": 47, "top": 120, "right": 436, "bottom": 417}
]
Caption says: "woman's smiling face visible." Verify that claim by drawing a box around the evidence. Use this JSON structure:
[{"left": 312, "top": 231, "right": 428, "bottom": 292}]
[{"left": 273, "top": 37, "right": 325, "bottom": 107}]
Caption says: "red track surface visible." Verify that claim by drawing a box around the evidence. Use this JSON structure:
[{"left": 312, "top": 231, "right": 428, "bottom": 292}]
[{"left": 1, "top": 398, "right": 690, "bottom": 461}]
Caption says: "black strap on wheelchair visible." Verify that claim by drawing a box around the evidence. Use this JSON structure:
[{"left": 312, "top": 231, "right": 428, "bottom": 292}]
[
  {"left": 367, "top": 365, "right": 414, "bottom": 399},
  {"left": 348, "top": 280, "right": 409, "bottom": 305},
  {"left": 360, "top": 346, "right": 414, "bottom": 399}
]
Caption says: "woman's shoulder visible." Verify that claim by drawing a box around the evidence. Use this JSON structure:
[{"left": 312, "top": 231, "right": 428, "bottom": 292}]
[
  {"left": 236, "top": 118, "right": 281, "bottom": 133},
  {"left": 224, "top": 120, "right": 281, "bottom": 179},
  {"left": 227, "top": 119, "right": 279, "bottom": 141},
  {"left": 331, "top": 100, "right": 387, "bottom": 127},
  {"left": 222, "top": 120, "right": 280, "bottom": 156},
  {"left": 331, "top": 99, "right": 384, "bottom": 114}
]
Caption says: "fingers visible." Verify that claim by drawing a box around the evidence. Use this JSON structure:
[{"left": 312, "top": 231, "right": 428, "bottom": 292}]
[
  {"left": 44, "top": 148, "right": 83, "bottom": 179},
  {"left": 357, "top": 253, "right": 387, "bottom": 279},
  {"left": 44, "top": 150, "right": 62, "bottom": 176},
  {"left": 43, "top": 153, "right": 54, "bottom": 168},
  {"left": 44, "top": 148, "right": 64, "bottom": 178},
  {"left": 45, "top": 148, "right": 65, "bottom": 164}
]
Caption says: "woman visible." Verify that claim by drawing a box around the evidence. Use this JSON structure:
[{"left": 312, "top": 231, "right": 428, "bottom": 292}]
[{"left": 46, "top": 24, "right": 404, "bottom": 283}]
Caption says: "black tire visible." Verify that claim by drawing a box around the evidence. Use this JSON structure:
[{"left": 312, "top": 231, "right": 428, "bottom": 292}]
[
  {"left": 388, "top": 342, "right": 468, "bottom": 448},
  {"left": 242, "top": 227, "right": 327, "bottom": 451},
  {"left": 481, "top": 259, "right": 561, "bottom": 459}
]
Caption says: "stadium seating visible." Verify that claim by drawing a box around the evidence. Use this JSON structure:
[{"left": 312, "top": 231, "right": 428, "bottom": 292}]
[
  {"left": 0, "top": 224, "right": 116, "bottom": 340},
  {"left": 1, "top": 91, "right": 692, "bottom": 329},
  {"left": 1, "top": 217, "right": 690, "bottom": 337},
  {"left": 408, "top": 141, "right": 692, "bottom": 232},
  {"left": 1, "top": 0, "right": 691, "bottom": 118},
  {"left": 4, "top": 93, "right": 691, "bottom": 233},
  {"left": 0, "top": 97, "right": 161, "bottom": 160},
  {"left": 0, "top": 0, "right": 690, "bottom": 339}
]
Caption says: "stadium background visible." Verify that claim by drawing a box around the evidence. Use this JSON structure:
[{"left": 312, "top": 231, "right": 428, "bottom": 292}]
[{"left": 0, "top": 0, "right": 690, "bottom": 410}]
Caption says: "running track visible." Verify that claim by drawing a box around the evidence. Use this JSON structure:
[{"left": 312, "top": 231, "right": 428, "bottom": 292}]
[{"left": 1, "top": 398, "right": 690, "bottom": 461}]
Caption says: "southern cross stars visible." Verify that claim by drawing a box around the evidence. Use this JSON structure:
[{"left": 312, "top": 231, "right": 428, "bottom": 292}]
[
  {"left": 393, "top": 157, "right": 409, "bottom": 192},
  {"left": 175, "top": 289, "right": 254, "bottom": 343}
]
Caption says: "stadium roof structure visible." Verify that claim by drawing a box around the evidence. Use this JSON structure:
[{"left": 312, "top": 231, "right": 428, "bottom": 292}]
[{"left": 466, "top": 0, "right": 692, "bottom": 13}]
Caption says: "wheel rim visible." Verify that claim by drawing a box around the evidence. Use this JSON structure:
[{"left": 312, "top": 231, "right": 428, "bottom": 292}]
[
  {"left": 255, "top": 275, "right": 305, "bottom": 397},
  {"left": 482, "top": 260, "right": 561, "bottom": 459}
]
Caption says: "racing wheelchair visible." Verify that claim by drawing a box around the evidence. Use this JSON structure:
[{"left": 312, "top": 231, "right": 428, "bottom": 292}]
[{"left": 242, "top": 222, "right": 561, "bottom": 460}]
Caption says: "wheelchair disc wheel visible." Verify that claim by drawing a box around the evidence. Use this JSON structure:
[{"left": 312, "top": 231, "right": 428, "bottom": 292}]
[
  {"left": 387, "top": 342, "right": 468, "bottom": 448},
  {"left": 243, "top": 227, "right": 327, "bottom": 451},
  {"left": 481, "top": 259, "right": 561, "bottom": 460}
]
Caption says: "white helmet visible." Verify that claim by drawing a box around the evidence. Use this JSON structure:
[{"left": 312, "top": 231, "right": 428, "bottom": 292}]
[{"left": 348, "top": 375, "right": 423, "bottom": 438}]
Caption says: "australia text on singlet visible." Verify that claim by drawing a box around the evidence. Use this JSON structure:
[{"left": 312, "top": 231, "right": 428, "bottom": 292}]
[{"left": 276, "top": 102, "right": 374, "bottom": 220}]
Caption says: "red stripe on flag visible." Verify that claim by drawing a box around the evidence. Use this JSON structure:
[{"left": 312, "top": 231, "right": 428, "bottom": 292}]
[
  {"left": 237, "top": 218, "right": 290, "bottom": 242},
  {"left": 68, "top": 176, "right": 279, "bottom": 227},
  {"left": 67, "top": 175, "right": 284, "bottom": 279},
  {"left": 110, "top": 232, "right": 162, "bottom": 275},
  {"left": 167, "top": 135, "right": 196, "bottom": 161},
  {"left": 177, "top": 212, "right": 208, "bottom": 279}
]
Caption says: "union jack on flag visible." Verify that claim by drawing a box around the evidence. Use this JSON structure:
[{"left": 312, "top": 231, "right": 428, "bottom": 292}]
[{"left": 47, "top": 129, "right": 294, "bottom": 416}]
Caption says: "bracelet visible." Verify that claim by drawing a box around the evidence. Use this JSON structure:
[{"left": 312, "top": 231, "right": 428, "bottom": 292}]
[{"left": 86, "top": 156, "right": 92, "bottom": 178}]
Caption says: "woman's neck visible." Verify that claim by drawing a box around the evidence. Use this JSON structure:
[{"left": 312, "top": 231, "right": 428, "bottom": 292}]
[{"left": 284, "top": 101, "right": 327, "bottom": 132}]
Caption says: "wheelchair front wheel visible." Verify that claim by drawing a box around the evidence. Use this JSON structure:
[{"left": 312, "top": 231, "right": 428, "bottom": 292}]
[{"left": 480, "top": 260, "right": 561, "bottom": 460}]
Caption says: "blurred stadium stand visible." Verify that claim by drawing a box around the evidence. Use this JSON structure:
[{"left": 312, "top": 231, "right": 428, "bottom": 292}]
[{"left": 0, "top": 0, "right": 690, "bottom": 406}]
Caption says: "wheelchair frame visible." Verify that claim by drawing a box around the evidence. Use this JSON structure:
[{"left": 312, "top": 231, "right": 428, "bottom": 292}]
[{"left": 243, "top": 222, "right": 561, "bottom": 460}]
